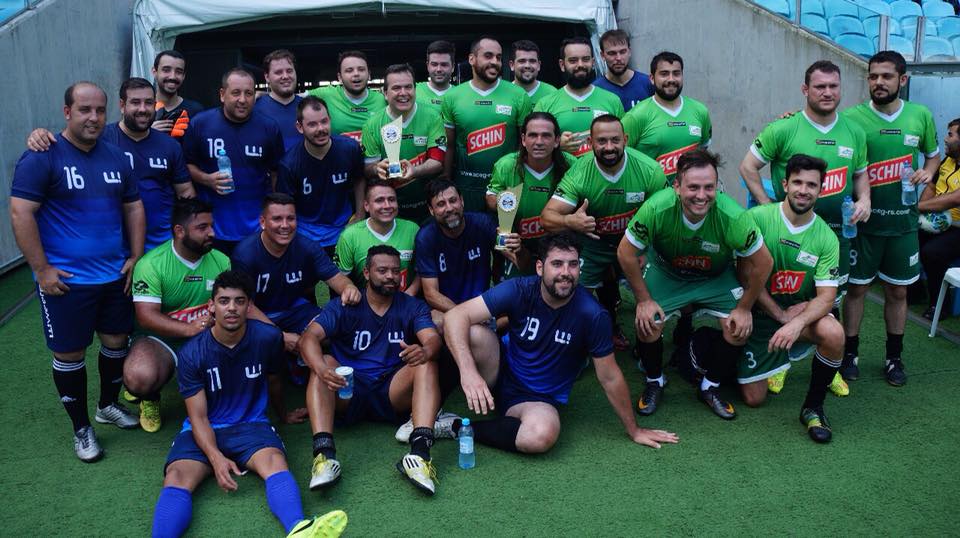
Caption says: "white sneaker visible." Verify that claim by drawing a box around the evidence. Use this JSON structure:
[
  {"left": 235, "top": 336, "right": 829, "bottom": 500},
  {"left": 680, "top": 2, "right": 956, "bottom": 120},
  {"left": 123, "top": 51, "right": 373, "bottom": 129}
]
[
  {"left": 396, "top": 454, "right": 437, "bottom": 495},
  {"left": 394, "top": 410, "right": 461, "bottom": 442},
  {"left": 95, "top": 402, "right": 140, "bottom": 429},
  {"left": 309, "top": 453, "right": 341, "bottom": 490},
  {"left": 74, "top": 426, "right": 104, "bottom": 463}
]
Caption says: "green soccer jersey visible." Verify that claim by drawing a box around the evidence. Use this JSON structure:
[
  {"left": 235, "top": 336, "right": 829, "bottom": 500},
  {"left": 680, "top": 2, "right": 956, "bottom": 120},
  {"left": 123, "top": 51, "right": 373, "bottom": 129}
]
[
  {"left": 842, "top": 100, "right": 940, "bottom": 235},
  {"left": 307, "top": 85, "right": 387, "bottom": 142},
  {"left": 441, "top": 79, "right": 532, "bottom": 211},
  {"left": 415, "top": 81, "right": 452, "bottom": 114},
  {"left": 533, "top": 86, "right": 625, "bottom": 157},
  {"left": 334, "top": 218, "right": 419, "bottom": 290},
  {"left": 488, "top": 150, "right": 578, "bottom": 240},
  {"left": 622, "top": 96, "right": 712, "bottom": 182},
  {"left": 624, "top": 189, "right": 763, "bottom": 280},
  {"left": 514, "top": 80, "right": 559, "bottom": 106},
  {"left": 750, "top": 111, "right": 868, "bottom": 229},
  {"left": 361, "top": 104, "right": 446, "bottom": 221},
  {"left": 747, "top": 202, "right": 839, "bottom": 309}
]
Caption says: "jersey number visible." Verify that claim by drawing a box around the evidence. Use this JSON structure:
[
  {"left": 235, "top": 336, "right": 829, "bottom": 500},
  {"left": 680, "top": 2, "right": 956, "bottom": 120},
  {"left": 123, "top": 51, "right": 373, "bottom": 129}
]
[
  {"left": 207, "top": 138, "right": 225, "bottom": 158},
  {"left": 520, "top": 317, "right": 540, "bottom": 341},
  {"left": 62, "top": 166, "right": 85, "bottom": 190},
  {"left": 206, "top": 367, "right": 222, "bottom": 392},
  {"left": 302, "top": 177, "right": 312, "bottom": 195},
  {"left": 353, "top": 330, "right": 371, "bottom": 351},
  {"left": 257, "top": 273, "right": 270, "bottom": 293},
  {"left": 438, "top": 254, "right": 447, "bottom": 273}
]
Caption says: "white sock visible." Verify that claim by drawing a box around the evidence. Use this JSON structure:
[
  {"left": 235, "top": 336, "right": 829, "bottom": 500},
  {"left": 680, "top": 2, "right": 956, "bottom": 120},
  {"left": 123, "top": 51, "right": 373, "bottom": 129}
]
[
  {"left": 646, "top": 375, "right": 666, "bottom": 387},
  {"left": 700, "top": 377, "right": 719, "bottom": 391}
]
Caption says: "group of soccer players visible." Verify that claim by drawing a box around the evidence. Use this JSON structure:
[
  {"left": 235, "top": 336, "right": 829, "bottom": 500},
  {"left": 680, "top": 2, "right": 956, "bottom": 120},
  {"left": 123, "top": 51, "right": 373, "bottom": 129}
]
[{"left": 9, "top": 27, "right": 957, "bottom": 537}]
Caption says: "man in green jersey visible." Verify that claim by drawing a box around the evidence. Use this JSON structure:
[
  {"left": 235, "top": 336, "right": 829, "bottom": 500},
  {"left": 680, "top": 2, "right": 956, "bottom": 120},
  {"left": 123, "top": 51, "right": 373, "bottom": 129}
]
[
  {"left": 336, "top": 180, "right": 421, "bottom": 295},
  {"left": 617, "top": 149, "right": 772, "bottom": 420},
  {"left": 362, "top": 63, "right": 446, "bottom": 223},
  {"left": 416, "top": 40, "right": 456, "bottom": 113},
  {"left": 534, "top": 37, "right": 624, "bottom": 158},
  {"left": 841, "top": 51, "right": 940, "bottom": 387},
  {"left": 442, "top": 36, "right": 532, "bottom": 212},
  {"left": 307, "top": 50, "right": 386, "bottom": 142},
  {"left": 739, "top": 155, "right": 846, "bottom": 443},
  {"left": 509, "top": 40, "right": 558, "bottom": 105},
  {"left": 622, "top": 51, "right": 712, "bottom": 183}
]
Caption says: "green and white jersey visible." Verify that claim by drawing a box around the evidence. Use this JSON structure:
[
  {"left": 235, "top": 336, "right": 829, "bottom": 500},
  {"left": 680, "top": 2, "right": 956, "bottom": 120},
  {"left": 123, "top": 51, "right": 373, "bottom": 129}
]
[
  {"left": 533, "top": 86, "right": 625, "bottom": 157},
  {"left": 842, "top": 100, "right": 940, "bottom": 235},
  {"left": 624, "top": 189, "right": 763, "bottom": 280},
  {"left": 307, "top": 85, "right": 387, "bottom": 142},
  {"left": 513, "top": 80, "right": 559, "bottom": 106},
  {"left": 750, "top": 111, "right": 868, "bottom": 229},
  {"left": 415, "top": 81, "right": 452, "bottom": 114},
  {"left": 622, "top": 96, "right": 712, "bottom": 182},
  {"left": 746, "top": 202, "right": 839, "bottom": 309},
  {"left": 552, "top": 147, "right": 668, "bottom": 251},
  {"left": 334, "top": 218, "right": 419, "bottom": 291},
  {"left": 488, "top": 151, "right": 578, "bottom": 240},
  {"left": 361, "top": 104, "right": 446, "bottom": 219}
]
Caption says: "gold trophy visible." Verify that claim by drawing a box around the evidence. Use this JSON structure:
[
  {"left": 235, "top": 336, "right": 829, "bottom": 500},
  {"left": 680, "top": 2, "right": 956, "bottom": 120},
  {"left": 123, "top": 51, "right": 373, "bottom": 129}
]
[
  {"left": 381, "top": 115, "right": 403, "bottom": 179},
  {"left": 495, "top": 185, "right": 523, "bottom": 251}
]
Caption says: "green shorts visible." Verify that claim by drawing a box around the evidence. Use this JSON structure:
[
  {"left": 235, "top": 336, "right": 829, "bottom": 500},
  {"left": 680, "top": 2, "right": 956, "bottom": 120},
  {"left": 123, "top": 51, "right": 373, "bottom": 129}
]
[
  {"left": 738, "top": 314, "right": 815, "bottom": 384},
  {"left": 131, "top": 333, "right": 182, "bottom": 366},
  {"left": 645, "top": 262, "right": 743, "bottom": 320},
  {"left": 579, "top": 240, "right": 618, "bottom": 289},
  {"left": 849, "top": 232, "right": 920, "bottom": 286},
  {"left": 837, "top": 235, "right": 850, "bottom": 296}
]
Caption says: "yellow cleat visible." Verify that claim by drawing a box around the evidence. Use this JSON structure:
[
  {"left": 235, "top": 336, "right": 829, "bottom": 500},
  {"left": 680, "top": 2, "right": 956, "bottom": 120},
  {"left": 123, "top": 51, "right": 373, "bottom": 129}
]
[
  {"left": 396, "top": 454, "right": 438, "bottom": 495},
  {"left": 140, "top": 399, "right": 162, "bottom": 433},
  {"left": 123, "top": 388, "right": 140, "bottom": 404},
  {"left": 829, "top": 371, "right": 850, "bottom": 397},
  {"left": 287, "top": 510, "right": 348, "bottom": 538},
  {"left": 767, "top": 369, "right": 787, "bottom": 394}
]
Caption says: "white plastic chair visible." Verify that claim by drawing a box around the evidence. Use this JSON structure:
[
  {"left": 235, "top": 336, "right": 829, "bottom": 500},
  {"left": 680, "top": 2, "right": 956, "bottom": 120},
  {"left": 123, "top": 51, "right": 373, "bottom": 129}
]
[{"left": 928, "top": 267, "right": 960, "bottom": 337}]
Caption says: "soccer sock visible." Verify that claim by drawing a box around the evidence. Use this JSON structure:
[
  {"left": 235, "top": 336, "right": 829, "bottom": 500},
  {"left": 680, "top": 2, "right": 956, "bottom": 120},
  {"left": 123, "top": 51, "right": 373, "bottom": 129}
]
[
  {"left": 409, "top": 426, "right": 435, "bottom": 460},
  {"left": 97, "top": 344, "right": 128, "bottom": 409},
  {"left": 803, "top": 351, "right": 841, "bottom": 409},
  {"left": 844, "top": 334, "right": 859, "bottom": 359},
  {"left": 700, "top": 377, "right": 720, "bottom": 391},
  {"left": 265, "top": 470, "right": 305, "bottom": 533},
  {"left": 52, "top": 357, "right": 89, "bottom": 433},
  {"left": 673, "top": 314, "right": 694, "bottom": 348},
  {"left": 637, "top": 338, "right": 664, "bottom": 380},
  {"left": 473, "top": 416, "right": 522, "bottom": 453},
  {"left": 885, "top": 332, "right": 904, "bottom": 360},
  {"left": 151, "top": 486, "right": 192, "bottom": 538},
  {"left": 312, "top": 432, "right": 336, "bottom": 459},
  {"left": 706, "top": 337, "right": 742, "bottom": 389}
]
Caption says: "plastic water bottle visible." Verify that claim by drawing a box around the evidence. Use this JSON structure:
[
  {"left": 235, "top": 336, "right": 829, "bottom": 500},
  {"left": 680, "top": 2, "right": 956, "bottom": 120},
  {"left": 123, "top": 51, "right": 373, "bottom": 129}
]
[
  {"left": 458, "top": 418, "right": 475, "bottom": 469},
  {"left": 841, "top": 195, "right": 857, "bottom": 239},
  {"left": 216, "top": 149, "right": 235, "bottom": 194},
  {"left": 901, "top": 166, "right": 917, "bottom": 206}
]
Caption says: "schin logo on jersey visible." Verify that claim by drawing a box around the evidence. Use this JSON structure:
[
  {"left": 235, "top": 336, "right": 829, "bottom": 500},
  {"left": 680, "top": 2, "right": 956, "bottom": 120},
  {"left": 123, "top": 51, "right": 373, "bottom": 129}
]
[
  {"left": 867, "top": 155, "right": 912, "bottom": 187},
  {"left": 822, "top": 167, "right": 848, "bottom": 196},
  {"left": 102, "top": 171, "right": 122, "bottom": 184},
  {"left": 657, "top": 143, "right": 699, "bottom": 175},
  {"left": 285, "top": 271, "right": 303, "bottom": 284},
  {"left": 467, "top": 123, "right": 506, "bottom": 155},
  {"left": 245, "top": 364, "right": 262, "bottom": 379},
  {"left": 149, "top": 158, "right": 168, "bottom": 170},
  {"left": 244, "top": 145, "right": 263, "bottom": 157}
]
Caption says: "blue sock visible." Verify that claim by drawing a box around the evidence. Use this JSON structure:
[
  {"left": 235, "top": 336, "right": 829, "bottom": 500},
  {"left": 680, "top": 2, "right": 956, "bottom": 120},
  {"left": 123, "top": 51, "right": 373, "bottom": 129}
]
[
  {"left": 151, "top": 486, "right": 192, "bottom": 538},
  {"left": 265, "top": 470, "right": 305, "bottom": 533}
]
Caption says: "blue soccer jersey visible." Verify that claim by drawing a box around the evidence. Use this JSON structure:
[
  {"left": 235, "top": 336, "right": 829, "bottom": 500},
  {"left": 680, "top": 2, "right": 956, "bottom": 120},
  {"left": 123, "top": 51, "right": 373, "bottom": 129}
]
[
  {"left": 182, "top": 108, "right": 285, "bottom": 241},
  {"left": 275, "top": 136, "right": 363, "bottom": 247},
  {"left": 414, "top": 212, "right": 497, "bottom": 305},
  {"left": 231, "top": 232, "right": 339, "bottom": 318},
  {"left": 11, "top": 134, "right": 139, "bottom": 284},
  {"left": 253, "top": 94, "right": 303, "bottom": 153},
  {"left": 313, "top": 291, "right": 435, "bottom": 383},
  {"left": 594, "top": 73, "right": 654, "bottom": 112},
  {"left": 101, "top": 123, "right": 190, "bottom": 250},
  {"left": 482, "top": 276, "right": 613, "bottom": 403},
  {"left": 176, "top": 319, "right": 282, "bottom": 431}
]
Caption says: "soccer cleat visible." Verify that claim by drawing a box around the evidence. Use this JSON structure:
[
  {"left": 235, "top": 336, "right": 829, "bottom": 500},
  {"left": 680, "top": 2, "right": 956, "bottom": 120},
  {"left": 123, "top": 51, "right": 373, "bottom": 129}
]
[
  {"left": 122, "top": 388, "right": 140, "bottom": 404},
  {"left": 839, "top": 354, "right": 859, "bottom": 381},
  {"left": 395, "top": 410, "right": 460, "bottom": 443},
  {"left": 309, "top": 454, "right": 342, "bottom": 490},
  {"left": 767, "top": 370, "right": 787, "bottom": 394},
  {"left": 799, "top": 407, "right": 832, "bottom": 443},
  {"left": 140, "top": 399, "right": 162, "bottom": 433},
  {"left": 286, "top": 510, "right": 348, "bottom": 538},
  {"left": 829, "top": 372, "right": 850, "bottom": 397},
  {"left": 396, "top": 454, "right": 437, "bottom": 495},
  {"left": 697, "top": 387, "right": 736, "bottom": 420},
  {"left": 95, "top": 402, "right": 140, "bottom": 429},
  {"left": 74, "top": 426, "right": 104, "bottom": 463},
  {"left": 636, "top": 381, "right": 664, "bottom": 416},
  {"left": 884, "top": 359, "right": 907, "bottom": 387}
]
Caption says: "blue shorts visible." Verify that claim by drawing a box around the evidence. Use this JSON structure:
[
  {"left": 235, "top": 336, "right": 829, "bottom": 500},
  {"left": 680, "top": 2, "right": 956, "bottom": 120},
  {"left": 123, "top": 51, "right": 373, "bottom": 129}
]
[
  {"left": 36, "top": 278, "right": 133, "bottom": 353},
  {"left": 269, "top": 303, "right": 322, "bottom": 335},
  {"left": 496, "top": 337, "right": 564, "bottom": 412},
  {"left": 163, "top": 422, "right": 285, "bottom": 474},
  {"left": 336, "top": 368, "right": 403, "bottom": 427}
]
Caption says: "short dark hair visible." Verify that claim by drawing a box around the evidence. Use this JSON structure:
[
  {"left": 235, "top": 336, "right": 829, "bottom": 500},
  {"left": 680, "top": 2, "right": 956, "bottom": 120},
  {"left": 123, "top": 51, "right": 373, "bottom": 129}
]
[
  {"left": 426, "top": 40, "right": 456, "bottom": 62},
  {"left": 119, "top": 77, "right": 155, "bottom": 101},
  {"left": 171, "top": 197, "right": 213, "bottom": 233},
  {"left": 511, "top": 40, "right": 540, "bottom": 60},
  {"left": 384, "top": 63, "right": 416, "bottom": 85},
  {"left": 785, "top": 154, "right": 828, "bottom": 186},
  {"left": 538, "top": 232, "right": 581, "bottom": 261},
  {"left": 470, "top": 35, "right": 500, "bottom": 55},
  {"left": 153, "top": 50, "right": 185, "bottom": 70},
  {"left": 221, "top": 67, "right": 255, "bottom": 89},
  {"left": 425, "top": 179, "right": 461, "bottom": 205},
  {"left": 64, "top": 81, "right": 105, "bottom": 108},
  {"left": 650, "top": 51, "right": 684, "bottom": 75},
  {"left": 263, "top": 49, "right": 297, "bottom": 73},
  {"left": 948, "top": 117, "right": 960, "bottom": 132},
  {"left": 338, "top": 50, "right": 368, "bottom": 72},
  {"left": 364, "top": 179, "right": 396, "bottom": 197},
  {"left": 590, "top": 114, "right": 623, "bottom": 135},
  {"left": 262, "top": 192, "right": 295, "bottom": 212},
  {"left": 599, "top": 29, "right": 630, "bottom": 52},
  {"left": 559, "top": 37, "right": 592, "bottom": 59},
  {"left": 805, "top": 60, "right": 841, "bottom": 86},
  {"left": 869, "top": 50, "right": 907, "bottom": 76},
  {"left": 297, "top": 95, "right": 329, "bottom": 122},
  {"left": 211, "top": 270, "right": 255, "bottom": 299},
  {"left": 365, "top": 245, "right": 400, "bottom": 268},
  {"left": 676, "top": 149, "right": 722, "bottom": 184}
]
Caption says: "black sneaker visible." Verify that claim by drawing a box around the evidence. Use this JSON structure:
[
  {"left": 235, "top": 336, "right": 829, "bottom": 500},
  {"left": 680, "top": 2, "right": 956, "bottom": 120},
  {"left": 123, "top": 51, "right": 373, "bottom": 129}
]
[
  {"left": 840, "top": 353, "right": 859, "bottom": 381},
  {"left": 697, "top": 386, "right": 736, "bottom": 420},
  {"left": 885, "top": 358, "right": 907, "bottom": 387},
  {"left": 636, "top": 381, "right": 663, "bottom": 416},
  {"left": 799, "top": 407, "right": 832, "bottom": 443}
]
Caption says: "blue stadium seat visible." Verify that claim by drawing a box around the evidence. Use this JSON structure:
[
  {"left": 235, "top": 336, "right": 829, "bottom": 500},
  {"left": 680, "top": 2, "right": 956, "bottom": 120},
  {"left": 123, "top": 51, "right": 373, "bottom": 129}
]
[
  {"left": 860, "top": 0, "right": 893, "bottom": 17},
  {"left": 938, "top": 16, "right": 960, "bottom": 38},
  {"left": 837, "top": 33, "right": 879, "bottom": 56},
  {"left": 891, "top": 0, "right": 924, "bottom": 20},
  {"left": 824, "top": 0, "right": 860, "bottom": 18},
  {"left": 883, "top": 34, "right": 917, "bottom": 59},
  {"left": 903, "top": 17, "right": 940, "bottom": 36},
  {"left": 829, "top": 14, "right": 866, "bottom": 36},
  {"left": 864, "top": 15, "right": 904, "bottom": 37},
  {"left": 952, "top": 34, "right": 960, "bottom": 51},
  {"left": 802, "top": 12, "right": 831, "bottom": 34},
  {"left": 921, "top": 35, "right": 956, "bottom": 58},
  {"left": 802, "top": 0, "right": 825, "bottom": 16},
  {"left": 756, "top": 0, "right": 792, "bottom": 17},
  {"left": 924, "top": 1, "right": 956, "bottom": 17}
]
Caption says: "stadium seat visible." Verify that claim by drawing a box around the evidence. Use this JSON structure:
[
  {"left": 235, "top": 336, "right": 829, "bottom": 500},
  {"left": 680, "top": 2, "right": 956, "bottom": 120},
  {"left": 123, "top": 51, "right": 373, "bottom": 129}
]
[
  {"left": 924, "top": 1, "right": 956, "bottom": 17},
  {"left": 802, "top": 12, "right": 831, "bottom": 34},
  {"left": 837, "top": 33, "right": 878, "bottom": 55},
  {"left": 860, "top": 0, "right": 893, "bottom": 17},
  {"left": 891, "top": 0, "right": 924, "bottom": 20},
  {"left": 951, "top": 34, "right": 960, "bottom": 51},
  {"left": 864, "top": 15, "right": 904, "bottom": 37},
  {"left": 936, "top": 16, "right": 960, "bottom": 38},
  {"left": 802, "top": 0, "right": 825, "bottom": 15},
  {"left": 824, "top": 0, "right": 860, "bottom": 18},
  {"left": 928, "top": 267, "right": 960, "bottom": 337},
  {"left": 921, "top": 35, "right": 956, "bottom": 58},
  {"left": 756, "top": 0, "right": 793, "bottom": 17},
  {"left": 829, "top": 14, "right": 866, "bottom": 36},
  {"left": 884, "top": 34, "right": 917, "bottom": 59},
  {"left": 903, "top": 17, "right": 940, "bottom": 36}
]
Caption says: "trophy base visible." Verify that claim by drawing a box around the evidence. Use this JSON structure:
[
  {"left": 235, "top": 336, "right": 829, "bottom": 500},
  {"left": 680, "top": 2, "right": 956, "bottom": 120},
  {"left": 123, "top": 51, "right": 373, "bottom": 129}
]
[
  {"left": 495, "top": 233, "right": 511, "bottom": 251},
  {"left": 387, "top": 162, "right": 402, "bottom": 179}
]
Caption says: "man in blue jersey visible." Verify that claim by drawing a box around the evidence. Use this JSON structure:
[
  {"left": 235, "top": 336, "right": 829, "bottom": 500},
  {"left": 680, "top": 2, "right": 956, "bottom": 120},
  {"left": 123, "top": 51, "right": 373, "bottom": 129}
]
[
  {"left": 277, "top": 96, "right": 365, "bottom": 256},
  {"left": 594, "top": 29, "right": 654, "bottom": 112},
  {"left": 444, "top": 233, "right": 679, "bottom": 453},
  {"left": 300, "top": 246, "right": 447, "bottom": 495},
  {"left": 184, "top": 67, "right": 285, "bottom": 255},
  {"left": 151, "top": 50, "right": 205, "bottom": 140},
  {"left": 255, "top": 49, "right": 303, "bottom": 152},
  {"left": 150, "top": 270, "right": 348, "bottom": 538},
  {"left": 10, "top": 81, "right": 146, "bottom": 462},
  {"left": 26, "top": 77, "right": 195, "bottom": 251}
]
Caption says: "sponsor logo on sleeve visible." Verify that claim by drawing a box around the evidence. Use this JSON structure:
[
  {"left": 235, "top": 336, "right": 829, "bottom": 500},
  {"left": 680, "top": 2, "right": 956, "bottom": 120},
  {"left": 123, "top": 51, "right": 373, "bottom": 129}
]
[
  {"left": 770, "top": 270, "right": 806, "bottom": 294},
  {"left": 631, "top": 221, "right": 649, "bottom": 243},
  {"left": 133, "top": 280, "right": 149, "bottom": 294},
  {"left": 866, "top": 155, "right": 912, "bottom": 187},
  {"left": 466, "top": 123, "right": 506, "bottom": 155}
]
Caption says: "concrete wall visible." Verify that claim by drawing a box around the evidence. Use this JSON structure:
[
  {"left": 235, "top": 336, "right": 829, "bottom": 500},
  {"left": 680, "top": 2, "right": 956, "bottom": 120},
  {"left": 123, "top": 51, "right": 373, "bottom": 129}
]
[{"left": 0, "top": 0, "right": 134, "bottom": 272}]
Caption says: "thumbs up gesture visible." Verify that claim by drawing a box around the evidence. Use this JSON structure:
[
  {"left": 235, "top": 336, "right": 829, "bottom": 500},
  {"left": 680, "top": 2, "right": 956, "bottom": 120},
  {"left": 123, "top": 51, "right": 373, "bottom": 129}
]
[{"left": 566, "top": 199, "right": 600, "bottom": 240}]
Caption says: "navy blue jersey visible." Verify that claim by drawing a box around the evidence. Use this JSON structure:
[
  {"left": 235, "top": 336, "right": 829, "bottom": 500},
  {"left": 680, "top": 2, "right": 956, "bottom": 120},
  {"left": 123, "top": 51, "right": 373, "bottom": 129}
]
[
  {"left": 176, "top": 319, "right": 282, "bottom": 431},
  {"left": 313, "top": 291, "right": 435, "bottom": 382},
  {"left": 482, "top": 276, "right": 613, "bottom": 403},
  {"left": 231, "top": 232, "right": 339, "bottom": 318},
  {"left": 275, "top": 136, "right": 363, "bottom": 247},
  {"left": 415, "top": 212, "right": 497, "bottom": 304},
  {"left": 101, "top": 123, "right": 190, "bottom": 250},
  {"left": 11, "top": 134, "right": 139, "bottom": 284},
  {"left": 594, "top": 73, "right": 654, "bottom": 112},
  {"left": 182, "top": 108, "right": 284, "bottom": 241},
  {"left": 253, "top": 94, "right": 303, "bottom": 152}
]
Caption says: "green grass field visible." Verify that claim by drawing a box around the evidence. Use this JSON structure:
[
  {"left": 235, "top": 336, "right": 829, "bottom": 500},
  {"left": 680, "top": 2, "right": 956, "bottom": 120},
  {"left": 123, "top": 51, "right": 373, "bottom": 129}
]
[{"left": 1, "top": 267, "right": 958, "bottom": 536}]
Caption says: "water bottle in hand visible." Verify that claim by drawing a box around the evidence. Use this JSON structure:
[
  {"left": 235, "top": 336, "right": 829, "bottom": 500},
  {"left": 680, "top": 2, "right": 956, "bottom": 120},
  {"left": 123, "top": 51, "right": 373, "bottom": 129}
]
[
  {"left": 458, "top": 418, "right": 475, "bottom": 469},
  {"left": 901, "top": 166, "right": 917, "bottom": 206},
  {"left": 841, "top": 195, "right": 857, "bottom": 239},
  {"left": 216, "top": 148, "right": 235, "bottom": 194}
]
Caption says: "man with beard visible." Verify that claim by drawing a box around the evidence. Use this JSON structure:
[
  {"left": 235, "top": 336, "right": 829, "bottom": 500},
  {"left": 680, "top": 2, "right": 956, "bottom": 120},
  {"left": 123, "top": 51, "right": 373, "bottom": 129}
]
[
  {"left": 300, "top": 246, "right": 449, "bottom": 496},
  {"left": 442, "top": 233, "right": 679, "bottom": 454},
  {"left": 362, "top": 63, "right": 446, "bottom": 223},
  {"left": 276, "top": 96, "right": 365, "bottom": 255},
  {"left": 255, "top": 49, "right": 304, "bottom": 152},
  {"left": 184, "top": 68, "right": 285, "bottom": 256},
  {"left": 151, "top": 50, "right": 205, "bottom": 139},
  {"left": 622, "top": 51, "right": 713, "bottom": 184},
  {"left": 534, "top": 37, "right": 624, "bottom": 158},
  {"left": 593, "top": 30, "right": 654, "bottom": 112},
  {"left": 417, "top": 40, "right": 457, "bottom": 113},
  {"left": 509, "top": 40, "right": 557, "bottom": 105},
  {"left": 918, "top": 118, "right": 960, "bottom": 320},
  {"left": 841, "top": 51, "right": 940, "bottom": 387},
  {"left": 617, "top": 149, "right": 772, "bottom": 420},
  {"left": 26, "top": 77, "right": 195, "bottom": 252},
  {"left": 442, "top": 36, "right": 532, "bottom": 212},
  {"left": 307, "top": 50, "right": 386, "bottom": 142},
  {"left": 739, "top": 155, "right": 846, "bottom": 443}
]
